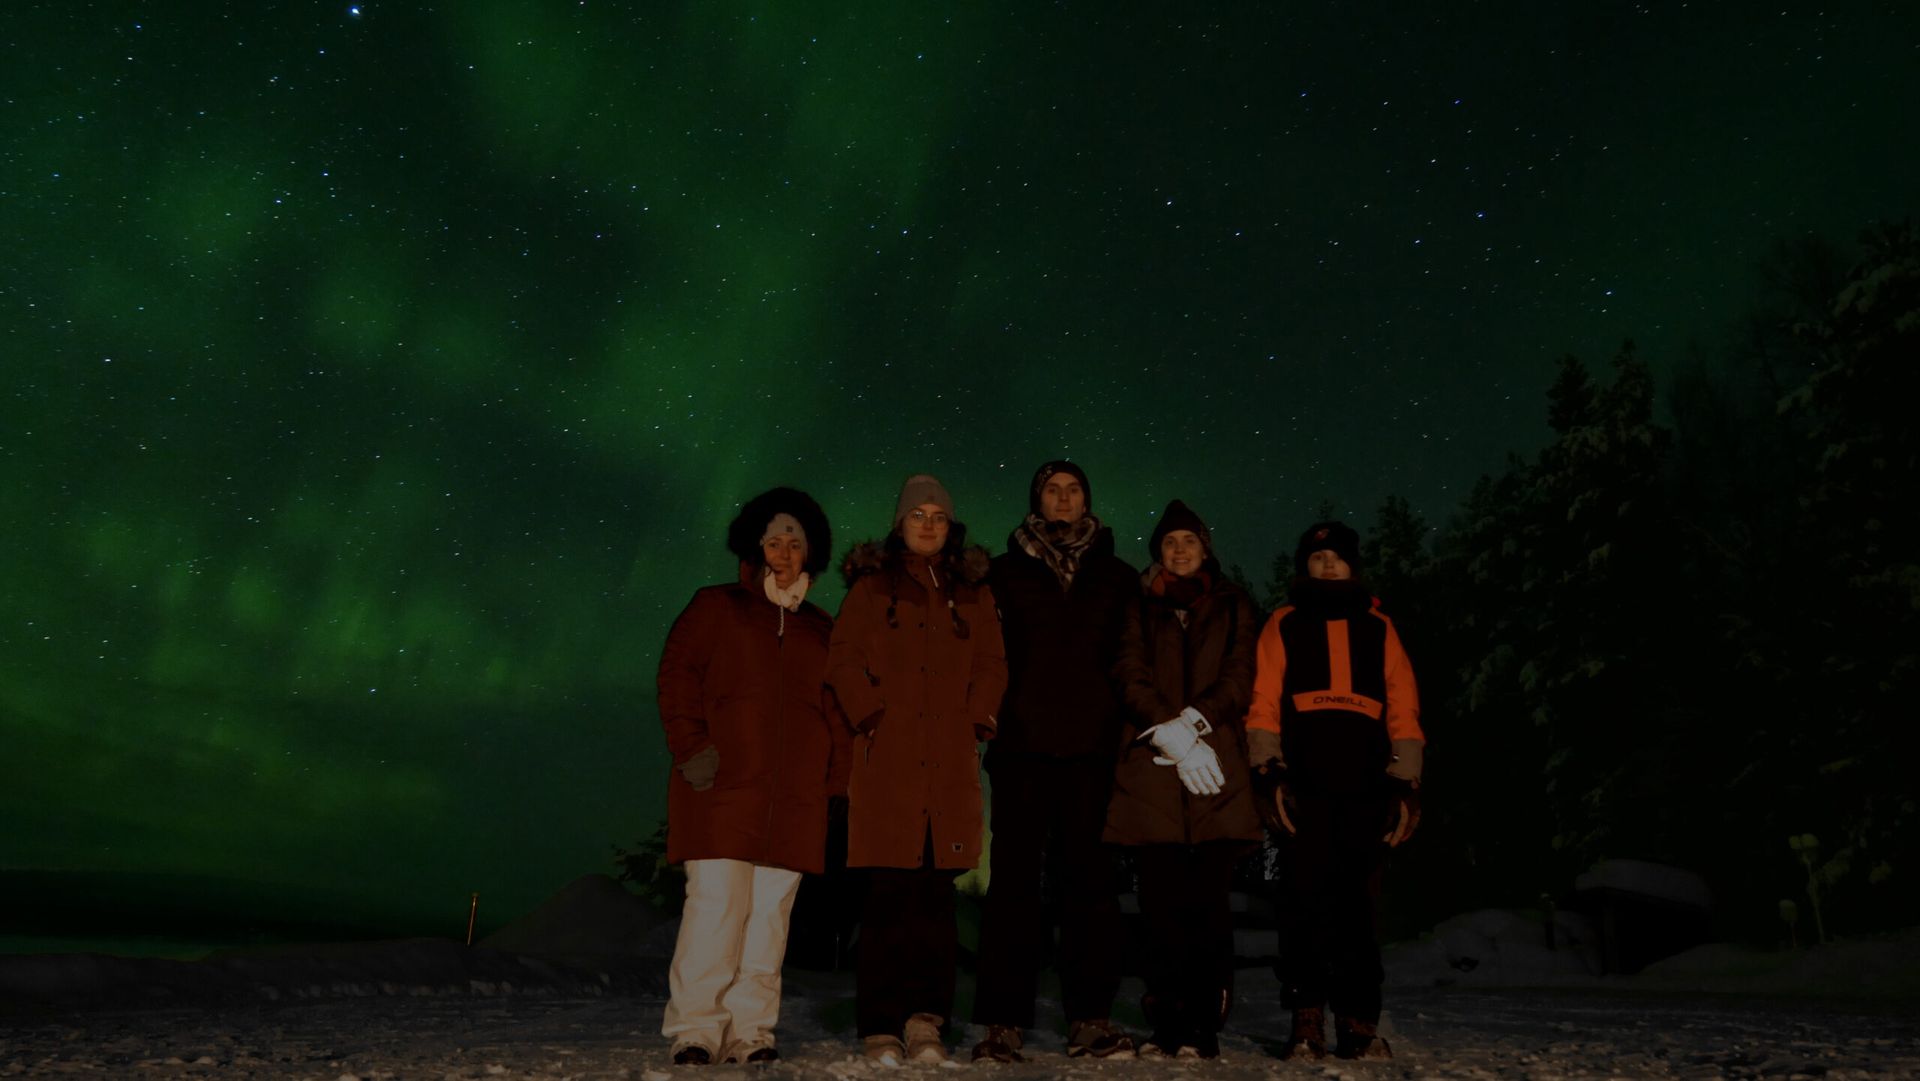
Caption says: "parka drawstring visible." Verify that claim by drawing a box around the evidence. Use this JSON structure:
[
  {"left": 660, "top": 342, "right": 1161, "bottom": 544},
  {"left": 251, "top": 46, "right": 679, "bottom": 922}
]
[{"left": 887, "top": 559, "right": 971, "bottom": 640}]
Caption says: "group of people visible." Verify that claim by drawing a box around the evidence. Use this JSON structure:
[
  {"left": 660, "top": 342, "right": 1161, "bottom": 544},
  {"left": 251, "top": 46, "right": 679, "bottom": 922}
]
[{"left": 653, "top": 461, "right": 1426, "bottom": 1067}]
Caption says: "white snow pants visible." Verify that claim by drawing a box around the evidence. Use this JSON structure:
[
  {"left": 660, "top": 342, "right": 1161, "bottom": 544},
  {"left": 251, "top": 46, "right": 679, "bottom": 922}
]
[{"left": 661, "top": 858, "right": 803, "bottom": 1056}]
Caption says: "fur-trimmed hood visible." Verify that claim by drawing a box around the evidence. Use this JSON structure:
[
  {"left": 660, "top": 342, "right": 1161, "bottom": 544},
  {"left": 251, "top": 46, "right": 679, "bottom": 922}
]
[
  {"left": 841, "top": 539, "right": 991, "bottom": 588},
  {"left": 727, "top": 487, "right": 832, "bottom": 576}
]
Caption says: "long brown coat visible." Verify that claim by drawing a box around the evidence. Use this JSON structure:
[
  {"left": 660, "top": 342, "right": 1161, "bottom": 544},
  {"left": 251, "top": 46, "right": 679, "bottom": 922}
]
[
  {"left": 1105, "top": 568, "right": 1264, "bottom": 846},
  {"left": 657, "top": 569, "right": 852, "bottom": 873},
  {"left": 827, "top": 544, "right": 1008, "bottom": 870}
]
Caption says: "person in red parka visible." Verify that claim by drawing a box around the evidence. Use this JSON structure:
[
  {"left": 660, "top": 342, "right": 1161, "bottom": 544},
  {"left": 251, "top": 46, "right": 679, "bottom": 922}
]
[
  {"left": 656, "top": 487, "right": 851, "bottom": 1067},
  {"left": 827, "top": 474, "right": 1007, "bottom": 1065}
]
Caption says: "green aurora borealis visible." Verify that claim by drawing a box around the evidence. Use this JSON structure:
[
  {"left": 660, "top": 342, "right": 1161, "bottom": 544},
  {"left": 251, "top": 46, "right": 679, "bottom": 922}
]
[{"left": 4, "top": 3, "right": 1916, "bottom": 944}]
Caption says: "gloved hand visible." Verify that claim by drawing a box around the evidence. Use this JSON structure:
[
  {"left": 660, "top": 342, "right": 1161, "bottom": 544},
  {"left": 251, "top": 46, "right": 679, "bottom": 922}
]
[
  {"left": 1250, "top": 761, "right": 1297, "bottom": 835},
  {"left": 678, "top": 745, "right": 719, "bottom": 791},
  {"left": 1383, "top": 776, "right": 1421, "bottom": 847},
  {"left": 1146, "top": 708, "right": 1225, "bottom": 796}
]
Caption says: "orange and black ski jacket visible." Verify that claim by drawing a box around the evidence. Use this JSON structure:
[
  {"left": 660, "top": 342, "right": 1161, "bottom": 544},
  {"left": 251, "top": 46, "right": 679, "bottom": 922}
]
[{"left": 1246, "top": 581, "right": 1422, "bottom": 793}]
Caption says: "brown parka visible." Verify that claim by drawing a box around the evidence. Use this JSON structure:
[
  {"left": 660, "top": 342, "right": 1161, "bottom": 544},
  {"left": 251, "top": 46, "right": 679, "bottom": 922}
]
[
  {"left": 657, "top": 566, "right": 852, "bottom": 873},
  {"left": 1104, "top": 566, "right": 1264, "bottom": 846},
  {"left": 827, "top": 542, "right": 1008, "bottom": 870}
]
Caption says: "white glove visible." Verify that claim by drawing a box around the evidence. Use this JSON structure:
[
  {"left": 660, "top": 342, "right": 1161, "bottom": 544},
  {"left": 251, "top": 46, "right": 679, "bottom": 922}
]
[{"left": 1146, "top": 708, "right": 1225, "bottom": 796}]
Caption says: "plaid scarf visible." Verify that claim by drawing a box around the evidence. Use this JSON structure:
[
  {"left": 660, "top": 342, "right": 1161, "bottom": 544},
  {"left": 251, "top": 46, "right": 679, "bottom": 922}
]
[{"left": 1013, "top": 512, "right": 1102, "bottom": 590}]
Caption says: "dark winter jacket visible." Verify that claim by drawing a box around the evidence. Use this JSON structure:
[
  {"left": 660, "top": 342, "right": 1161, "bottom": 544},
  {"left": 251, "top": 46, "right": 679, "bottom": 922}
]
[
  {"left": 987, "top": 526, "right": 1137, "bottom": 758},
  {"left": 657, "top": 566, "right": 852, "bottom": 873},
  {"left": 1246, "top": 578, "right": 1423, "bottom": 794},
  {"left": 828, "top": 542, "right": 1008, "bottom": 870},
  {"left": 1105, "top": 567, "right": 1264, "bottom": 846}
]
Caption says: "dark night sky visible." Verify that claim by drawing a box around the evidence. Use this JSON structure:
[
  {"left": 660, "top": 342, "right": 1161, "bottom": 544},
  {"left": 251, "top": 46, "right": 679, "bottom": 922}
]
[{"left": 4, "top": 2, "right": 1916, "bottom": 940}]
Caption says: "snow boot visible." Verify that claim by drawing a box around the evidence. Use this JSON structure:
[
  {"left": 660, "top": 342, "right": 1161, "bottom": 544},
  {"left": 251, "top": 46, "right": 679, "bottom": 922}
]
[
  {"left": 1334, "top": 1018, "right": 1392, "bottom": 1060},
  {"left": 1066, "top": 1018, "right": 1136, "bottom": 1059},
  {"left": 670, "top": 1042, "right": 713, "bottom": 1066},
  {"left": 1279, "top": 1006, "right": 1327, "bottom": 1060},
  {"left": 862, "top": 1034, "right": 906, "bottom": 1065},
  {"left": 1178, "top": 1030, "right": 1221, "bottom": 1059},
  {"left": 970, "top": 1024, "right": 1024, "bottom": 1063},
  {"left": 904, "top": 1013, "right": 949, "bottom": 1063}
]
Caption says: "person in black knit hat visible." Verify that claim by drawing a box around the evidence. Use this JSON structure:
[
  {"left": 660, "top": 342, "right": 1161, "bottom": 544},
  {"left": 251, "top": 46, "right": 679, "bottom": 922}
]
[
  {"left": 1245, "top": 521, "right": 1425, "bottom": 1061},
  {"left": 1106, "top": 499, "right": 1264, "bottom": 1059},
  {"left": 970, "top": 460, "right": 1140, "bottom": 1062}
]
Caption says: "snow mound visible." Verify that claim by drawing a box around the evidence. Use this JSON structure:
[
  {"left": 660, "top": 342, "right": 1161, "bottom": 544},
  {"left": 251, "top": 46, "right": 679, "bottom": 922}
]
[
  {"left": 1636, "top": 928, "right": 1920, "bottom": 999},
  {"left": 1386, "top": 908, "right": 1604, "bottom": 989},
  {"left": 479, "top": 873, "right": 671, "bottom": 958}
]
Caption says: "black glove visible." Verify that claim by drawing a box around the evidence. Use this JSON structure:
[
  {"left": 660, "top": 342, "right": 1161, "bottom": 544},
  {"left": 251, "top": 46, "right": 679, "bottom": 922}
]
[
  {"left": 1251, "top": 762, "right": 1298, "bottom": 836},
  {"left": 1383, "top": 777, "right": 1421, "bottom": 847}
]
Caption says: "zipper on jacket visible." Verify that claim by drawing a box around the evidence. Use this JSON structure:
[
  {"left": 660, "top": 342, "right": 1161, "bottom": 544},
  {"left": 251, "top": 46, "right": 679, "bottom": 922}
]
[{"left": 765, "top": 602, "right": 789, "bottom": 853}]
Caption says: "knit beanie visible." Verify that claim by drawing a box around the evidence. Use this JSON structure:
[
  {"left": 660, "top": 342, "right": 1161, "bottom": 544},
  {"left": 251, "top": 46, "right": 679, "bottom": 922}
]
[
  {"left": 1293, "top": 520, "right": 1362, "bottom": 576},
  {"left": 727, "top": 487, "right": 832, "bottom": 576},
  {"left": 893, "top": 473, "right": 955, "bottom": 527},
  {"left": 1028, "top": 460, "right": 1092, "bottom": 516},
  {"left": 1148, "top": 499, "right": 1213, "bottom": 564},
  {"left": 760, "top": 512, "right": 808, "bottom": 556}
]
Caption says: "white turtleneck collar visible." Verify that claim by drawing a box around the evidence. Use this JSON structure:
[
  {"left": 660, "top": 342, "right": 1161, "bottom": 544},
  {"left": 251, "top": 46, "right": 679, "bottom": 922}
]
[{"left": 763, "top": 569, "right": 810, "bottom": 611}]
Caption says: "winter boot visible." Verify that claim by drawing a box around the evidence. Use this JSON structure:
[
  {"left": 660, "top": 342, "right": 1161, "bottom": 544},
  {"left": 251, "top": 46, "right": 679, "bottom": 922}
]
[
  {"left": 1136, "top": 993, "right": 1181, "bottom": 1057},
  {"left": 669, "top": 1042, "right": 713, "bottom": 1066},
  {"left": 1334, "top": 1017, "right": 1392, "bottom": 1059},
  {"left": 1066, "top": 1018, "right": 1136, "bottom": 1059},
  {"left": 1279, "top": 1006, "right": 1327, "bottom": 1060},
  {"left": 862, "top": 1034, "right": 906, "bottom": 1065},
  {"left": 903, "top": 1013, "right": 948, "bottom": 1063},
  {"left": 1178, "top": 1030, "right": 1221, "bottom": 1059},
  {"left": 970, "top": 1025, "right": 1024, "bottom": 1064}
]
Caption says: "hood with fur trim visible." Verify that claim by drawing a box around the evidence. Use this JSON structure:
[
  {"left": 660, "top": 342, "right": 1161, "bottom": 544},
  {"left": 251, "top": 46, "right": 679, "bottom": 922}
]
[{"left": 841, "top": 539, "right": 991, "bottom": 587}]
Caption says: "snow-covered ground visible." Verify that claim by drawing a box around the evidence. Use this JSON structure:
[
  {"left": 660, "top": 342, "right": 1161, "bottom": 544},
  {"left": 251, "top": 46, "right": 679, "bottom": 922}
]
[
  {"left": 5, "top": 881, "right": 1917, "bottom": 1079},
  {"left": 3, "top": 962, "right": 1917, "bottom": 1079}
]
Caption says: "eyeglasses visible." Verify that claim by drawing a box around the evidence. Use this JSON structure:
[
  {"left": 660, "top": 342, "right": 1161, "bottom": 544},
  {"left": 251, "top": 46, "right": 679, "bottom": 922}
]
[{"left": 907, "top": 510, "right": 950, "bottom": 525}]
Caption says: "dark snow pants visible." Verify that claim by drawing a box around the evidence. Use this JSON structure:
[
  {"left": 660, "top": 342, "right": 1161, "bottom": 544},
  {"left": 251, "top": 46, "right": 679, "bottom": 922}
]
[
  {"left": 1274, "top": 788, "right": 1390, "bottom": 1024},
  {"left": 972, "top": 751, "right": 1123, "bottom": 1028},
  {"left": 1135, "top": 841, "right": 1243, "bottom": 1036},
  {"left": 855, "top": 832, "right": 961, "bottom": 1037}
]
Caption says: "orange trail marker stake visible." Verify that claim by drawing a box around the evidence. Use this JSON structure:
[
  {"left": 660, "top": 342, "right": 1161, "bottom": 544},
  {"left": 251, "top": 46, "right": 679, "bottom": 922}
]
[{"left": 466, "top": 892, "right": 479, "bottom": 946}]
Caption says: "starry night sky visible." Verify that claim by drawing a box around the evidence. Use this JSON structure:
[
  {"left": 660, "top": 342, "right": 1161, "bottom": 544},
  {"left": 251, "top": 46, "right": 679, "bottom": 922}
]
[{"left": 5, "top": 3, "right": 1916, "bottom": 942}]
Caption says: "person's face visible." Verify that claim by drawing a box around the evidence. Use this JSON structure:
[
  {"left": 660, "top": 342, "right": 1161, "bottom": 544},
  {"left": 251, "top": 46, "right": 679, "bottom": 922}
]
[
  {"left": 762, "top": 534, "right": 807, "bottom": 589},
  {"left": 1039, "top": 474, "right": 1087, "bottom": 524},
  {"left": 1306, "top": 549, "right": 1352, "bottom": 581},
  {"left": 1160, "top": 530, "right": 1205, "bottom": 577},
  {"left": 903, "top": 504, "right": 951, "bottom": 556}
]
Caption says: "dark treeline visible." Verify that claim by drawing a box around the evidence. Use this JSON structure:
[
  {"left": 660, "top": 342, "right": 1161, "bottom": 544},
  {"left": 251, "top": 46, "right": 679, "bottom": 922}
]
[{"left": 1287, "top": 222, "right": 1917, "bottom": 944}]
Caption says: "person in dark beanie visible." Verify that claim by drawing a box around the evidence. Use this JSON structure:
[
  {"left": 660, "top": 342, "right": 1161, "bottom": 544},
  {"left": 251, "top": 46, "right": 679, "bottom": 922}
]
[
  {"left": 827, "top": 474, "right": 1007, "bottom": 1065},
  {"left": 1245, "top": 520, "right": 1424, "bottom": 1061},
  {"left": 1106, "top": 499, "right": 1264, "bottom": 1059},
  {"left": 656, "top": 487, "right": 851, "bottom": 1066},
  {"left": 971, "top": 460, "right": 1140, "bottom": 1062}
]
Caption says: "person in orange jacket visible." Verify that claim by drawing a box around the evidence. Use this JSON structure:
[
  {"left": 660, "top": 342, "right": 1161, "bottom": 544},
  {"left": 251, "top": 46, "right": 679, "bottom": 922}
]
[{"left": 1245, "top": 521, "right": 1423, "bottom": 1061}]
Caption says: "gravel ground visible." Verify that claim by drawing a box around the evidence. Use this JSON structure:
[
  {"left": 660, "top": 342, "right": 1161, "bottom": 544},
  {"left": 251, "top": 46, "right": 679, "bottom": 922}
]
[{"left": 3, "top": 981, "right": 1916, "bottom": 1080}]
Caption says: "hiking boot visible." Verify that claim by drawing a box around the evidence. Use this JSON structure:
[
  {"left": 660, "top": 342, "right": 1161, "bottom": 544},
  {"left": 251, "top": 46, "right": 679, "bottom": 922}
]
[
  {"left": 1178, "top": 1031, "right": 1221, "bottom": 1059},
  {"left": 1066, "top": 1018, "right": 1136, "bottom": 1059},
  {"left": 970, "top": 1025, "right": 1024, "bottom": 1063},
  {"left": 863, "top": 1034, "right": 906, "bottom": 1065},
  {"left": 1137, "top": 1029, "right": 1181, "bottom": 1057},
  {"left": 904, "top": 1013, "right": 948, "bottom": 1063},
  {"left": 1279, "top": 1007, "right": 1327, "bottom": 1060},
  {"left": 1335, "top": 1018, "right": 1392, "bottom": 1060},
  {"left": 744, "top": 1047, "right": 779, "bottom": 1064},
  {"left": 670, "top": 1043, "right": 713, "bottom": 1066}
]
